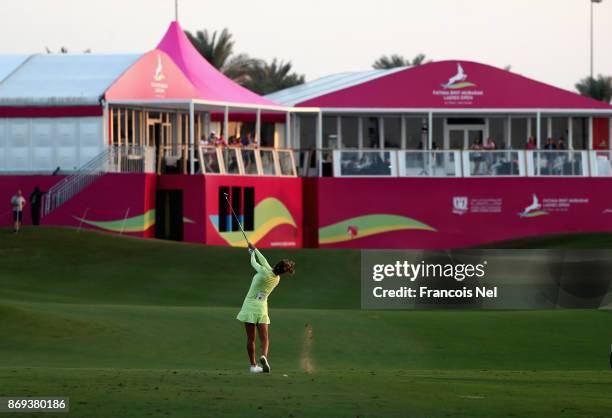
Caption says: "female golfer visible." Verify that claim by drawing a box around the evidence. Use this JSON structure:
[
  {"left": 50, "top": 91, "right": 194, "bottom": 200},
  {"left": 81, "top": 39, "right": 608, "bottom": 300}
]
[{"left": 237, "top": 243, "right": 295, "bottom": 373}]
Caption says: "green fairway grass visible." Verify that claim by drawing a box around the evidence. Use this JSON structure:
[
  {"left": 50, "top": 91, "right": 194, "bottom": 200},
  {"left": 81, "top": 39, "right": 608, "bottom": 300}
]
[
  {"left": 477, "top": 232, "right": 612, "bottom": 249},
  {"left": 1, "top": 228, "right": 611, "bottom": 417}
]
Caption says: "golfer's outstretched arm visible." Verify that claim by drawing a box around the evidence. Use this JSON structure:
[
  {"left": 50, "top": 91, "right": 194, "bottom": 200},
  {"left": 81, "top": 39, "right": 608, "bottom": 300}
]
[
  {"left": 250, "top": 249, "right": 265, "bottom": 273},
  {"left": 254, "top": 248, "right": 272, "bottom": 270}
]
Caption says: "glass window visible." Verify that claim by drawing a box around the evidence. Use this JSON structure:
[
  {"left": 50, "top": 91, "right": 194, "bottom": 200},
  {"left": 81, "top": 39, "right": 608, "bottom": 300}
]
[
  {"left": 432, "top": 117, "right": 444, "bottom": 150},
  {"left": 467, "top": 150, "right": 522, "bottom": 176},
  {"left": 531, "top": 151, "right": 585, "bottom": 176},
  {"left": 201, "top": 147, "right": 221, "bottom": 174},
  {"left": 488, "top": 118, "right": 505, "bottom": 148},
  {"left": 260, "top": 123, "right": 275, "bottom": 147},
  {"left": 341, "top": 117, "right": 359, "bottom": 148},
  {"left": 510, "top": 118, "right": 527, "bottom": 150},
  {"left": 221, "top": 148, "right": 241, "bottom": 174},
  {"left": 366, "top": 117, "right": 380, "bottom": 148},
  {"left": 540, "top": 118, "right": 549, "bottom": 145},
  {"left": 405, "top": 118, "right": 424, "bottom": 149},
  {"left": 339, "top": 151, "right": 393, "bottom": 176},
  {"left": 277, "top": 150, "right": 296, "bottom": 176},
  {"left": 551, "top": 117, "right": 569, "bottom": 146},
  {"left": 383, "top": 117, "right": 401, "bottom": 149},
  {"left": 260, "top": 149, "right": 276, "bottom": 175},
  {"left": 241, "top": 149, "right": 258, "bottom": 175},
  {"left": 402, "top": 151, "right": 459, "bottom": 177},
  {"left": 323, "top": 116, "right": 338, "bottom": 148},
  {"left": 299, "top": 115, "right": 317, "bottom": 149},
  {"left": 572, "top": 117, "right": 588, "bottom": 150}
]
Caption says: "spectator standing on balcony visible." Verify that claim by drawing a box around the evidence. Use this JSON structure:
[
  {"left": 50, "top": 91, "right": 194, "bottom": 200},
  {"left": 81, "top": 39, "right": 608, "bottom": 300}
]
[
  {"left": 200, "top": 135, "right": 211, "bottom": 147},
  {"left": 558, "top": 137, "right": 566, "bottom": 150},
  {"left": 544, "top": 138, "right": 556, "bottom": 150},
  {"left": 484, "top": 137, "right": 497, "bottom": 150},
  {"left": 470, "top": 138, "right": 484, "bottom": 175},
  {"left": 483, "top": 137, "right": 497, "bottom": 174},
  {"left": 29, "top": 186, "right": 45, "bottom": 226},
  {"left": 556, "top": 137, "right": 568, "bottom": 175},
  {"left": 214, "top": 135, "right": 227, "bottom": 147},
  {"left": 241, "top": 132, "right": 255, "bottom": 147},
  {"left": 543, "top": 138, "right": 557, "bottom": 173},
  {"left": 526, "top": 137, "right": 536, "bottom": 150}
]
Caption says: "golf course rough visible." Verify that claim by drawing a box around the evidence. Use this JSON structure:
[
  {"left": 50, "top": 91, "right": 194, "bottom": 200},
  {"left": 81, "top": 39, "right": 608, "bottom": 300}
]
[{"left": 1, "top": 228, "right": 611, "bottom": 418}]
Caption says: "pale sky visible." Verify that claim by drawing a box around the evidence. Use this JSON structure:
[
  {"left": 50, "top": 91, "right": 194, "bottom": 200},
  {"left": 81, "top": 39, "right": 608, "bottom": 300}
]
[{"left": 3, "top": 0, "right": 612, "bottom": 92}]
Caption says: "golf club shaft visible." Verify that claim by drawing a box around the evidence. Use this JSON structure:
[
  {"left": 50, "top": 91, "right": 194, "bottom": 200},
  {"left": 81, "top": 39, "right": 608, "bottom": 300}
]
[{"left": 223, "top": 193, "right": 250, "bottom": 245}]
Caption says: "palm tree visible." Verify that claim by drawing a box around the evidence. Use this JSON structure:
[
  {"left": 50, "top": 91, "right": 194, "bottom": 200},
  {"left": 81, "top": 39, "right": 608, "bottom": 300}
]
[
  {"left": 185, "top": 28, "right": 234, "bottom": 70},
  {"left": 245, "top": 59, "right": 305, "bottom": 95},
  {"left": 575, "top": 75, "right": 612, "bottom": 104},
  {"left": 223, "top": 53, "right": 260, "bottom": 85},
  {"left": 185, "top": 28, "right": 304, "bottom": 94},
  {"left": 373, "top": 53, "right": 431, "bottom": 69}
]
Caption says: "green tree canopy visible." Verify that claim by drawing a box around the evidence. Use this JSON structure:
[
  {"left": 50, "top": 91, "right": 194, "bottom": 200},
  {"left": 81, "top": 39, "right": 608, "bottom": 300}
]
[
  {"left": 244, "top": 59, "right": 305, "bottom": 95},
  {"left": 373, "top": 53, "right": 431, "bottom": 69},
  {"left": 575, "top": 75, "right": 612, "bottom": 104},
  {"left": 185, "top": 28, "right": 304, "bottom": 95}
]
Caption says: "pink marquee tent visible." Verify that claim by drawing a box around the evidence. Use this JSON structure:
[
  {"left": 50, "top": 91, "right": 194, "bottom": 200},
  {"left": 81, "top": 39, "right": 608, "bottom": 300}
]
[{"left": 106, "top": 21, "right": 283, "bottom": 111}]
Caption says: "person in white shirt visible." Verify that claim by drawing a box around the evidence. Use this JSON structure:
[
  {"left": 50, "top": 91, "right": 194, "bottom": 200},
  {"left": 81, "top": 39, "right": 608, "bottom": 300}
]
[{"left": 11, "top": 190, "right": 26, "bottom": 233}]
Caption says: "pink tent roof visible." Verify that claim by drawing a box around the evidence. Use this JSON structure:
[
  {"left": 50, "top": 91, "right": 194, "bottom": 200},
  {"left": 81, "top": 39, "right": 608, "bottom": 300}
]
[
  {"left": 296, "top": 60, "right": 612, "bottom": 111},
  {"left": 156, "top": 21, "right": 278, "bottom": 107},
  {"left": 105, "top": 21, "right": 281, "bottom": 108}
]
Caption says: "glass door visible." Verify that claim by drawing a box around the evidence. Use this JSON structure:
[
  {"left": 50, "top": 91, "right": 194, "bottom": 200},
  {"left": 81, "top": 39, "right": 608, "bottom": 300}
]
[
  {"left": 448, "top": 130, "right": 465, "bottom": 150},
  {"left": 444, "top": 123, "right": 486, "bottom": 150}
]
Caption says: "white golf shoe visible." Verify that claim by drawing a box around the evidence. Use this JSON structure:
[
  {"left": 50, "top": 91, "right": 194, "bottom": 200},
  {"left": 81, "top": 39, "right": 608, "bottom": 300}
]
[
  {"left": 259, "top": 355, "right": 271, "bottom": 373},
  {"left": 249, "top": 365, "right": 263, "bottom": 373}
]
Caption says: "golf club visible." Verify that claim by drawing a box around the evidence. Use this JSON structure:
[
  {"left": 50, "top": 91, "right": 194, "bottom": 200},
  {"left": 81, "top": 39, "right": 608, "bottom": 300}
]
[{"left": 223, "top": 192, "right": 250, "bottom": 246}]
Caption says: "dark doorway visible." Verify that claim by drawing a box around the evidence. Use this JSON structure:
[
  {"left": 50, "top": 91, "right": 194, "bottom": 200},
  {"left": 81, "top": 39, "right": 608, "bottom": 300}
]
[{"left": 155, "top": 190, "right": 183, "bottom": 241}]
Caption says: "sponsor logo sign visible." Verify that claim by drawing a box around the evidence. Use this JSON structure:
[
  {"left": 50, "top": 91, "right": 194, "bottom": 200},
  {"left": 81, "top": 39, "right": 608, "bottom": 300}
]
[
  {"left": 433, "top": 63, "right": 484, "bottom": 105},
  {"left": 151, "top": 54, "right": 168, "bottom": 98}
]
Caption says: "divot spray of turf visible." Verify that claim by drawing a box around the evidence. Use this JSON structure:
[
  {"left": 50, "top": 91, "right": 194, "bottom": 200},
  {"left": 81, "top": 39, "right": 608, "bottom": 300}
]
[{"left": 301, "top": 324, "right": 315, "bottom": 374}]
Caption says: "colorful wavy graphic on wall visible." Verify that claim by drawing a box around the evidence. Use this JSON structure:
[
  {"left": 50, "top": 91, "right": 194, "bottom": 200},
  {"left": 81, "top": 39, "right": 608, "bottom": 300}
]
[
  {"left": 74, "top": 209, "right": 194, "bottom": 233},
  {"left": 519, "top": 210, "right": 549, "bottom": 218},
  {"left": 446, "top": 82, "right": 477, "bottom": 90},
  {"left": 209, "top": 197, "right": 297, "bottom": 247},
  {"left": 319, "top": 214, "right": 437, "bottom": 244}
]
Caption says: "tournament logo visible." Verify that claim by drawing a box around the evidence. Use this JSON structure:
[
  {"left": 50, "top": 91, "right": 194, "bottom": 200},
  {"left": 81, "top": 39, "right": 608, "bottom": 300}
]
[
  {"left": 154, "top": 54, "right": 166, "bottom": 81},
  {"left": 433, "top": 62, "right": 483, "bottom": 105},
  {"left": 441, "top": 63, "right": 476, "bottom": 89},
  {"left": 150, "top": 53, "right": 169, "bottom": 98},
  {"left": 518, "top": 194, "right": 549, "bottom": 218}
]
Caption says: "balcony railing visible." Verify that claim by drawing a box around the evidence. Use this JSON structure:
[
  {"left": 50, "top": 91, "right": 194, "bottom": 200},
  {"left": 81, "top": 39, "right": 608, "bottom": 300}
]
[
  {"left": 463, "top": 150, "right": 525, "bottom": 177},
  {"left": 400, "top": 150, "right": 461, "bottom": 177},
  {"left": 526, "top": 150, "right": 588, "bottom": 177},
  {"left": 196, "top": 146, "right": 297, "bottom": 177},
  {"left": 39, "top": 145, "right": 610, "bottom": 179},
  {"left": 297, "top": 148, "right": 612, "bottom": 178},
  {"left": 590, "top": 151, "right": 612, "bottom": 177}
]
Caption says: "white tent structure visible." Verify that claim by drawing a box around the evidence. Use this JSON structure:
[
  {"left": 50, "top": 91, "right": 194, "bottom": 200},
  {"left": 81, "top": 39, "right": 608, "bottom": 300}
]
[{"left": 0, "top": 54, "right": 140, "bottom": 172}]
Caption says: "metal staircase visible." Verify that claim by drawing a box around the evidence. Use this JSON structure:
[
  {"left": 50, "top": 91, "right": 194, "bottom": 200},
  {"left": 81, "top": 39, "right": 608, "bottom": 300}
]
[{"left": 42, "top": 148, "right": 117, "bottom": 217}]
